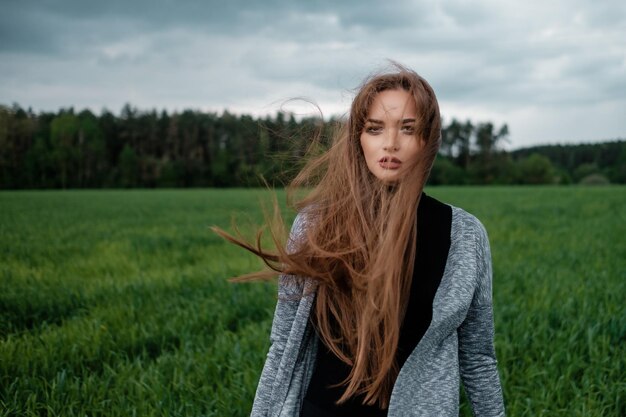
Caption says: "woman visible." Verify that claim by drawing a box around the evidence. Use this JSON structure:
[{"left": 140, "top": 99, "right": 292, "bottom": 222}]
[{"left": 214, "top": 64, "right": 505, "bottom": 416}]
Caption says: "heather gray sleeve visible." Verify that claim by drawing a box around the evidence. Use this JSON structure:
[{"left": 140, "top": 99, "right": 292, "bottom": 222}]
[
  {"left": 458, "top": 219, "right": 506, "bottom": 417},
  {"left": 250, "top": 214, "right": 306, "bottom": 417}
]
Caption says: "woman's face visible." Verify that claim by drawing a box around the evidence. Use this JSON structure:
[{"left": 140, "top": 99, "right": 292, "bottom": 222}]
[{"left": 359, "top": 89, "right": 423, "bottom": 182}]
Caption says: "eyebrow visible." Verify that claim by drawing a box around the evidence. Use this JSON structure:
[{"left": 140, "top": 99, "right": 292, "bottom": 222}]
[{"left": 365, "top": 118, "right": 416, "bottom": 124}]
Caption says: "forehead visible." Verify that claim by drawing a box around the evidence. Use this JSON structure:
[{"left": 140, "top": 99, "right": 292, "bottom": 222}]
[{"left": 367, "top": 89, "right": 416, "bottom": 118}]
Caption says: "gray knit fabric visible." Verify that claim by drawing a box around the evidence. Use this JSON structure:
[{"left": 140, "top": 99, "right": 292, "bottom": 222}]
[{"left": 250, "top": 206, "right": 505, "bottom": 417}]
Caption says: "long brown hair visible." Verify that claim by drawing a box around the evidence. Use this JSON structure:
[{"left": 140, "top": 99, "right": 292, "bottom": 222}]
[{"left": 213, "top": 63, "right": 441, "bottom": 408}]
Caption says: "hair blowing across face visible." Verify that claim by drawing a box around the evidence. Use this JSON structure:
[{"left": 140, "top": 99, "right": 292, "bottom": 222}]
[{"left": 213, "top": 63, "right": 442, "bottom": 408}]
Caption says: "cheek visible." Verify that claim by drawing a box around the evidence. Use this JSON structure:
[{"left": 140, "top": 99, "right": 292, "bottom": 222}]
[
  {"left": 402, "top": 141, "right": 416, "bottom": 158},
  {"left": 359, "top": 135, "right": 372, "bottom": 159},
  {"left": 409, "top": 138, "right": 426, "bottom": 157}
]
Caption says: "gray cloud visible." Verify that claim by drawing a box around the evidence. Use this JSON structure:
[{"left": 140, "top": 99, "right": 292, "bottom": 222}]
[{"left": 1, "top": 0, "right": 625, "bottom": 147}]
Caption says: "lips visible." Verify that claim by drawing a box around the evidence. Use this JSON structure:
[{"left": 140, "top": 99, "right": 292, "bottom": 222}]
[{"left": 378, "top": 156, "right": 401, "bottom": 170}]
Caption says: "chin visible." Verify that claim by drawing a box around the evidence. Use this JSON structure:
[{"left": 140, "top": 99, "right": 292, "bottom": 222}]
[{"left": 375, "top": 173, "right": 401, "bottom": 183}]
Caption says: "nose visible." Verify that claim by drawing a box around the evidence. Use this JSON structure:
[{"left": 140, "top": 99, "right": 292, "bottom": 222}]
[{"left": 382, "top": 128, "right": 399, "bottom": 151}]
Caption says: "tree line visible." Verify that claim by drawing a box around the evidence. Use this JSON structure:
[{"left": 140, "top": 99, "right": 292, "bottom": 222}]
[{"left": 1, "top": 103, "right": 624, "bottom": 189}]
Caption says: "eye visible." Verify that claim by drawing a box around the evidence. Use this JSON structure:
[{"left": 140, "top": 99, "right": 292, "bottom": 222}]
[
  {"left": 401, "top": 125, "right": 416, "bottom": 135},
  {"left": 364, "top": 125, "right": 383, "bottom": 135}
]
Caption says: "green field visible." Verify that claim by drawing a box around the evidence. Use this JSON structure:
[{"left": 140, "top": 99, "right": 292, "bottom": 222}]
[{"left": 1, "top": 187, "right": 624, "bottom": 416}]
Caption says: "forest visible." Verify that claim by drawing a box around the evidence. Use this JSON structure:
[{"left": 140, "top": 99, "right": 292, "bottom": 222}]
[{"left": 1, "top": 103, "right": 624, "bottom": 189}]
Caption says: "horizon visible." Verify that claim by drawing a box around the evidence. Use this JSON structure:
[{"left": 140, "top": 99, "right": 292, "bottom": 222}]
[{"left": 4, "top": 101, "right": 624, "bottom": 152}]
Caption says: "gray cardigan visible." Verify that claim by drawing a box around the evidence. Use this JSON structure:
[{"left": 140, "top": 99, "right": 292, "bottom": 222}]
[{"left": 251, "top": 206, "right": 505, "bottom": 417}]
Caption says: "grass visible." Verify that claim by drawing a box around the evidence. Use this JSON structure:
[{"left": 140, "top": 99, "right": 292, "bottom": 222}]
[{"left": 1, "top": 187, "right": 624, "bottom": 416}]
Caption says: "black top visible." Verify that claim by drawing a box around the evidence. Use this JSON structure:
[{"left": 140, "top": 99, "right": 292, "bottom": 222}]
[{"left": 301, "top": 194, "right": 452, "bottom": 417}]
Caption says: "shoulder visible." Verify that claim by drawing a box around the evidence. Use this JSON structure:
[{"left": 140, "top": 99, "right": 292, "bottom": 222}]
[
  {"left": 281, "top": 211, "right": 316, "bottom": 296},
  {"left": 420, "top": 194, "right": 488, "bottom": 245},
  {"left": 448, "top": 205, "right": 493, "bottom": 303},
  {"left": 447, "top": 205, "right": 491, "bottom": 277},
  {"left": 449, "top": 205, "right": 490, "bottom": 247},
  {"left": 286, "top": 211, "right": 310, "bottom": 252}
]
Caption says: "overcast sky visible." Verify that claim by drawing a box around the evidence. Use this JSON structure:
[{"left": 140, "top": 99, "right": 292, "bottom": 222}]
[{"left": 1, "top": 0, "right": 625, "bottom": 149}]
